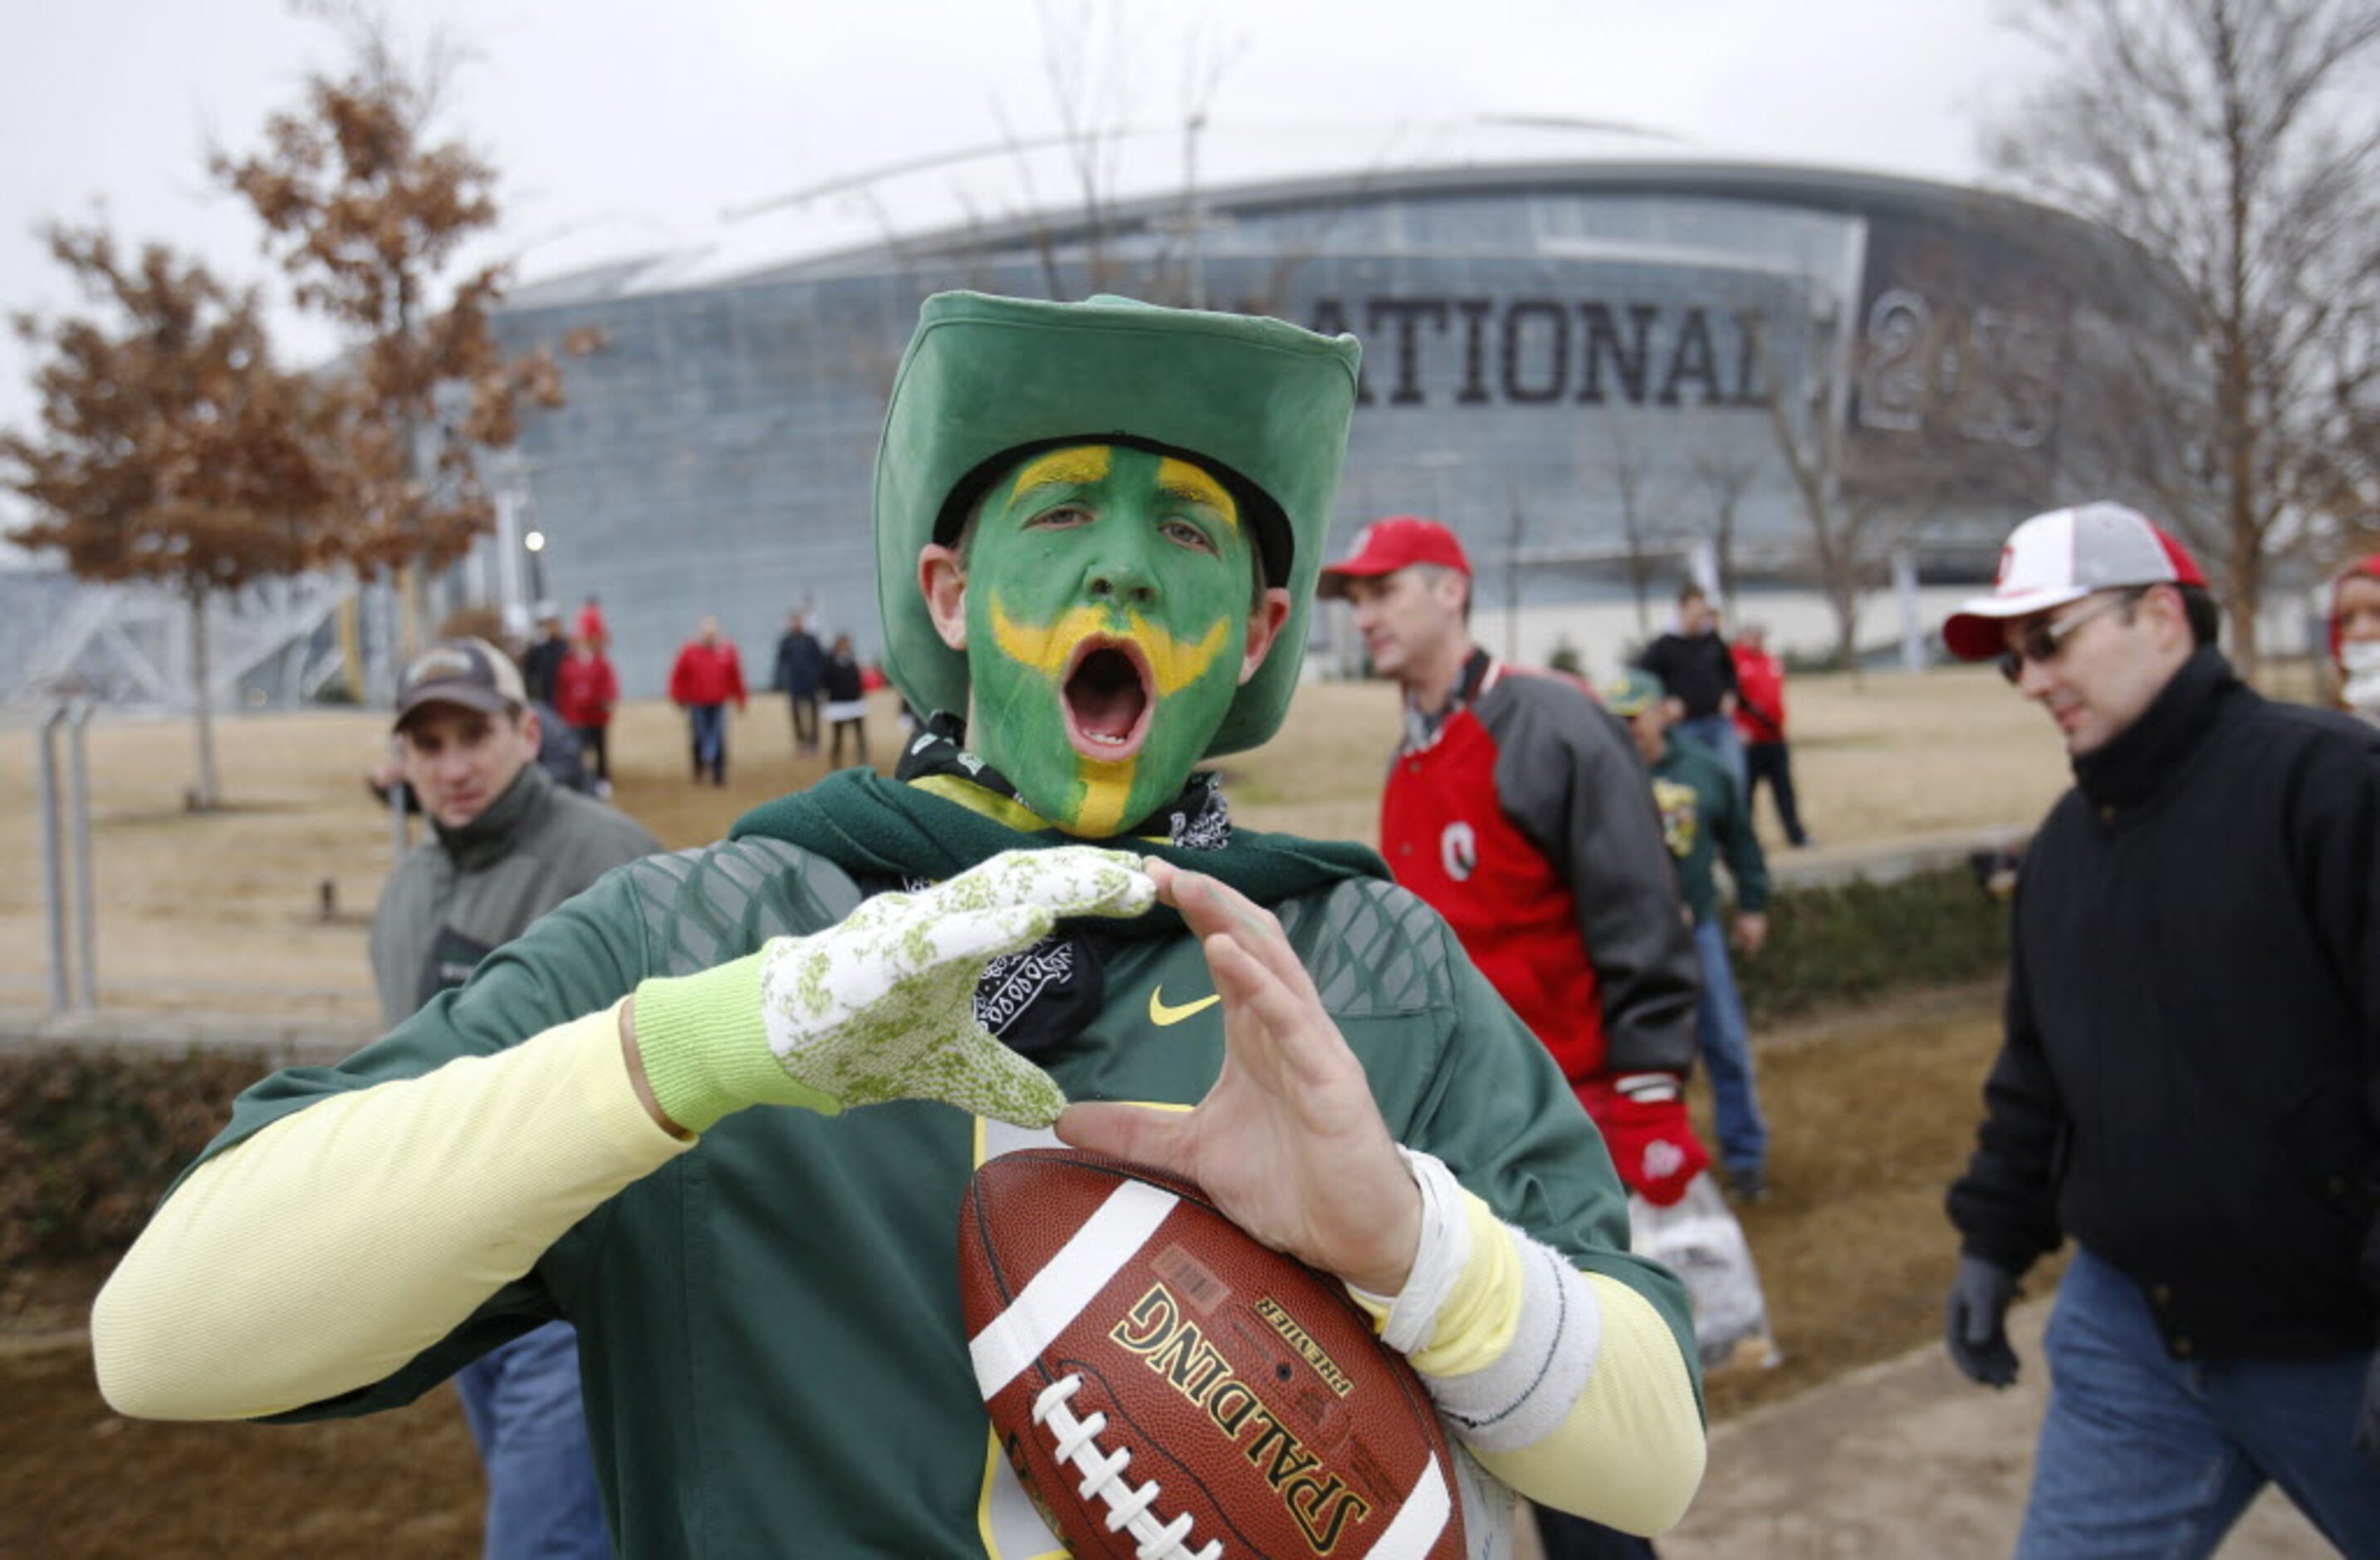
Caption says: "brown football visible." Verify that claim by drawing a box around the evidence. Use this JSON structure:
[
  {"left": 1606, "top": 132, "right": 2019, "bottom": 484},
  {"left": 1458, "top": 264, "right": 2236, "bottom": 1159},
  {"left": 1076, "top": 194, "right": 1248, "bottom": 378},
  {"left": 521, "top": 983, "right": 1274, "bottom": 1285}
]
[{"left": 959, "top": 1147, "right": 1466, "bottom": 1560}]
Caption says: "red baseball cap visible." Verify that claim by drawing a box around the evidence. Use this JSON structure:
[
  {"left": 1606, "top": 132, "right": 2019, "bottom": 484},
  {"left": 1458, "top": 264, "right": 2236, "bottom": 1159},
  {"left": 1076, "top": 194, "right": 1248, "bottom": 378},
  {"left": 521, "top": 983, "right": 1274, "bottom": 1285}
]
[
  {"left": 1942, "top": 503, "right": 2206, "bottom": 662},
  {"left": 1316, "top": 516, "right": 1472, "bottom": 599}
]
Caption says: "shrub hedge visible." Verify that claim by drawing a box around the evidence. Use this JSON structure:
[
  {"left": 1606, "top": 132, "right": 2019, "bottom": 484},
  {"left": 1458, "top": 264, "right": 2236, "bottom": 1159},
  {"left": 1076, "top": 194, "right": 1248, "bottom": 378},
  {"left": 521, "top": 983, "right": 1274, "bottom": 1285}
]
[
  {"left": 1736, "top": 865, "right": 2010, "bottom": 1026},
  {"left": 1, "top": 867, "right": 2006, "bottom": 1265},
  {"left": 0, "top": 1047, "right": 267, "bottom": 1266}
]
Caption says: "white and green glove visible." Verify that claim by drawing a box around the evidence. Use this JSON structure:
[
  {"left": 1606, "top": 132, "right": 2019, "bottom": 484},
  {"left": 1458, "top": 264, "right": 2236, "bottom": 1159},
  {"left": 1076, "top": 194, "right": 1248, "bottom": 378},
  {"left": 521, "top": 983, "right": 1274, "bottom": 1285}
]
[{"left": 630, "top": 846, "right": 1156, "bottom": 1132}]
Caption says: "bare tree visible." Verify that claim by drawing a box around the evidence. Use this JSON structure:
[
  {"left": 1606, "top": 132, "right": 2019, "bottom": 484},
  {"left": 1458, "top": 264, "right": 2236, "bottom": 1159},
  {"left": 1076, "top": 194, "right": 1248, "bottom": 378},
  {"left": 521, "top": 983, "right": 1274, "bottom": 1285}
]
[
  {"left": 1499, "top": 488, "right": 1530, "bottom": 663},
  {"left": 215, "top": 4, "right": 574, "bottom": 654},
  {"left": 1689, "top": 443, "right": 1762, "bottom": 617},
  {"left": 3, "top": 228, "right": 340, "bottom": 807},
  {"left": 1741, "top": 309, "right": 1888, "bottom": 670},
  {"left": 1604, "top": 413, "right": 1670, "bottom": 640},
  {"left": 985, "top": 0, "right": 1247, "bottom": 306},
  {"left": 1987, "top": 0, "right": 2380, "bottom": 670}
]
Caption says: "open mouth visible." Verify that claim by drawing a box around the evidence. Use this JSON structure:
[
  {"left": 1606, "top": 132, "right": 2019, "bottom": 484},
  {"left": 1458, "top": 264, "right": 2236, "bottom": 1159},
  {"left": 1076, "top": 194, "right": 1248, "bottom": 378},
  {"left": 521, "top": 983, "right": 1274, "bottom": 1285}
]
[{"left": 1061, "top": 637, "right": 1155, "bottom": 763}]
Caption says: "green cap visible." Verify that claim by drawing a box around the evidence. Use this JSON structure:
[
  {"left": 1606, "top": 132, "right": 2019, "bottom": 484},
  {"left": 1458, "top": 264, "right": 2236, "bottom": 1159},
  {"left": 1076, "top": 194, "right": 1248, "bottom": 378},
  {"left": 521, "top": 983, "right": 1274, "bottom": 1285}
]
[
  {"left": 872, "top": 292, "right": 1362, "bottom": 757},
  {"left": 1601, "top": 668, "right": 1667, "bottom": 716}
]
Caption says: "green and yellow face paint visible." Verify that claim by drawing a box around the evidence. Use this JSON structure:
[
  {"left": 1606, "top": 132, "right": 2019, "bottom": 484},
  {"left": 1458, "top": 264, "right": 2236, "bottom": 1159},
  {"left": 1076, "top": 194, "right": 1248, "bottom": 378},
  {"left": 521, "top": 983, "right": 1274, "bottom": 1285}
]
[{"left": 962, "top": 444, "right": 1257, "bottom": 837}]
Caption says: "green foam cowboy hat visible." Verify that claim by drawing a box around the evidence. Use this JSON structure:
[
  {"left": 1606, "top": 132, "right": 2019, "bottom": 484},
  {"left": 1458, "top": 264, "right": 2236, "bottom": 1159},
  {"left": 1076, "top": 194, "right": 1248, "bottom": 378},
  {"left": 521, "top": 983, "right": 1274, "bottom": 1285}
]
[{"left": 872, "top": 291, "right": 1362, "bottom": 757}]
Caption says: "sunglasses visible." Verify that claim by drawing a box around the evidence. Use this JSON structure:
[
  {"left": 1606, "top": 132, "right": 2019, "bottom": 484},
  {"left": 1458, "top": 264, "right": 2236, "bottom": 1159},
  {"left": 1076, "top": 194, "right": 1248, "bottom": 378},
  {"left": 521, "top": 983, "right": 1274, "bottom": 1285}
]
[{"left": 1996, "top": 589, "right": 2146, "bottom": 684}]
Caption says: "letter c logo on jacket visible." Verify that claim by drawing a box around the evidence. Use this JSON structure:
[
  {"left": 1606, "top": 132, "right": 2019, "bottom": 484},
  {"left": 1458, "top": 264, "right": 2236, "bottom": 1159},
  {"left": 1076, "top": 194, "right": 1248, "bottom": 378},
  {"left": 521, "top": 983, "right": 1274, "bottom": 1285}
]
[{"left": 1440, "top": 821, "right": 1477, "bottom": 881}]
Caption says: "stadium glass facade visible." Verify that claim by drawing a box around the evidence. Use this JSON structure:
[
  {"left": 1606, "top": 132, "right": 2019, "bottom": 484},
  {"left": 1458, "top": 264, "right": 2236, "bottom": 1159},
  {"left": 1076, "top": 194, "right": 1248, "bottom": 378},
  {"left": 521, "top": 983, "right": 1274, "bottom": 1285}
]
[{"left": 476, "top": 162, "right": 2181, "bottom": 698}]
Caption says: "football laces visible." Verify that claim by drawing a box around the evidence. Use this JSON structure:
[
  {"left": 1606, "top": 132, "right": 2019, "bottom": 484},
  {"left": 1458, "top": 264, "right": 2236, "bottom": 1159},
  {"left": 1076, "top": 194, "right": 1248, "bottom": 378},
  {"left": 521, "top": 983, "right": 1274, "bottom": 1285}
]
[{"left": 1031, "top": 1374, "right": 1222, "bottom": 1560}]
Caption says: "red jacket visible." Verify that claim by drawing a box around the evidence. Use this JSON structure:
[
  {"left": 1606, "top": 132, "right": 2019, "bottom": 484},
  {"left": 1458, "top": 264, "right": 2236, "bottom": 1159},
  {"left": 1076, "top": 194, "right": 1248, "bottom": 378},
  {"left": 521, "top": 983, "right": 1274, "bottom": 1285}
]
[
  {"left": 669, "top": 640, "right": 747, "bottom": 709},
  {"left": 1731, "top": 644, "right": 1788, "bottom": 744},
  {"left": 554, "top": 651, "right": 619, "bottom": 728},
  {"left": 1379, "top": 654, "right": 1697, "bottom": 1088}
]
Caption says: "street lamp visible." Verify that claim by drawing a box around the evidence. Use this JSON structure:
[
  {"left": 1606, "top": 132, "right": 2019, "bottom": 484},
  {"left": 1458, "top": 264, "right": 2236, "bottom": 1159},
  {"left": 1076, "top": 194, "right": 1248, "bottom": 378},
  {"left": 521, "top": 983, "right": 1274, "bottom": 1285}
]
[{"left": 523, "top": 528, "right": 549, "bottom": 607}]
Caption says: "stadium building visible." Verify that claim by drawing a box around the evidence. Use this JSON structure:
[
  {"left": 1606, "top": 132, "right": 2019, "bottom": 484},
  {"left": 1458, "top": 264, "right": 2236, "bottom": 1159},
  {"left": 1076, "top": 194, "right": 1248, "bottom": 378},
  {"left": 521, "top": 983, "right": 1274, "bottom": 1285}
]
[{"left": 9, "top": 119, "right": 2194, "bottom": 708}]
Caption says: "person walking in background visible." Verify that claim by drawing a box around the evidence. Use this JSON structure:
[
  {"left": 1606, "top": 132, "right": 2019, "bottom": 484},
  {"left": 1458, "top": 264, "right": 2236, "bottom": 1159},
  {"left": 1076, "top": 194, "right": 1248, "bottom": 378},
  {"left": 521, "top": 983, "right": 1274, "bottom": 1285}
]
[
  {"left": 2328, "top": 556, "right": 2380, "bottom": 724},
  {"left": 1730, "top": 623, "right": 1809, "bottom": 847},
  {"left": 1604, "top": 670, "right": 1774, "bottom": 1204},
  {"left": 365, "top": 637, "right": 657, "bottom": 1560},
  {"left": 575, "top": 594, "right": 607, "bottom": 652},
  {"left": 521, "top": 608, "right": 568, "bottom": 709},
  {"left": 1938, "top": 503, "right": 2380, "bottom": 1556},
  {"left": 1321, "top": 514, "right": 1704, "bottom": 1560},
  {"left": 820, "top": 632, "right": 868, "bottom": 768},
  {"left": 667, "top": 616, "right": 746, "bottom": 786},
  {"left": 552, "top": 633, "right": 619, "bottom": 795},
  {"left": 771, "top": 611, "right": 826, "bottom": 756},
  {"left": 1636, "top": 583, "right": 1745, "bottom": 797}
]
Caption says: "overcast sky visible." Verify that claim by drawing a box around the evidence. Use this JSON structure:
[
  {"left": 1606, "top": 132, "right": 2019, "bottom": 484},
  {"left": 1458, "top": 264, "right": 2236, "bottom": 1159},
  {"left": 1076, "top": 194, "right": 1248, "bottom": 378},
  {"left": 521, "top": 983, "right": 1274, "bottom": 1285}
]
[{"left": 0, "top": 0, "right": 2047, "bottom": 540}]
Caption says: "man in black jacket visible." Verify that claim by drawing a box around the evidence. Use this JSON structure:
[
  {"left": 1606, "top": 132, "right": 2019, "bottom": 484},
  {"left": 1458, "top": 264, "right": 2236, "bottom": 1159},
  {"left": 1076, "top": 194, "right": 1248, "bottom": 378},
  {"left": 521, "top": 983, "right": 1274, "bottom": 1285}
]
[
  {"left": 521, "top": 608, "right": 568, "bottom": 708},
  {"left": 771, "top": 610, "right": 826, "bottom": 755},
  {"left": 1634, "top": 583, "right": 1742, "bottom": 797},
  {"left": 1940, "top": 503, "right": 2380, "bottom": 1556}
]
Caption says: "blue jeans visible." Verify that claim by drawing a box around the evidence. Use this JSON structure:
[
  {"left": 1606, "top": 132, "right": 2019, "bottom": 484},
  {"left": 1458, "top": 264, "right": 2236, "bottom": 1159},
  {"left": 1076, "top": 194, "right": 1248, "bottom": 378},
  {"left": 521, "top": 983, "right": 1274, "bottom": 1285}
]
[
  {"left": 1692, "top": 918, "right": 1766, "bottom": 1175},
  {"left": 2019, "top": 1246, "right": 2380, "bottom": 1558},
  {"left": 455, "top": 1321, "right": 610, "bottom": 1559},
  {"left": 687, "top": 703, "right": 726, "bottom": 779},
  {"left": 1674, "top": 714, "right": 1747, "bottom": 800}
]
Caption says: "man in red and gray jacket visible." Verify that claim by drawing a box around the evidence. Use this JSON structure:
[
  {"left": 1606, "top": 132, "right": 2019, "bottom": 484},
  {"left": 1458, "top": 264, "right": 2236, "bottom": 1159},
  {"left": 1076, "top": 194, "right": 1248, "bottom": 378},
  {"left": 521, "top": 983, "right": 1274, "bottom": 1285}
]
[{"left": 1323, "top": 515, "right": 1704, "bottom": 1560}]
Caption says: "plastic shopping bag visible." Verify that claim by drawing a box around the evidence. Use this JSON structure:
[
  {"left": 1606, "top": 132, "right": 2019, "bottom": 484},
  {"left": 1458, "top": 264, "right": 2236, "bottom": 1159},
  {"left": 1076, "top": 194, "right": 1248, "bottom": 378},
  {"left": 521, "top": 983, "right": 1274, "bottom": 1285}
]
[{"left": 1629, "top": 1170, "right": 1780, "bottom": 1376}]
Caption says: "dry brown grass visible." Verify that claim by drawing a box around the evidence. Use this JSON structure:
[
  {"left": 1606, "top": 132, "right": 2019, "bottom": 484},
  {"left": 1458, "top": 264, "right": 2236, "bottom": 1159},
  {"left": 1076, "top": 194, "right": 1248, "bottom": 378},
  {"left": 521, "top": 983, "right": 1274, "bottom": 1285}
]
[
  {"left": 0, "top": 661, "right": 2077, "bottom": 1016},
  {"left": 2, "top": 1346, "right": 482, "bottom": 1559},
  {"left": 1694, "top": 984, "right": 2067, "bottom": 1420}
]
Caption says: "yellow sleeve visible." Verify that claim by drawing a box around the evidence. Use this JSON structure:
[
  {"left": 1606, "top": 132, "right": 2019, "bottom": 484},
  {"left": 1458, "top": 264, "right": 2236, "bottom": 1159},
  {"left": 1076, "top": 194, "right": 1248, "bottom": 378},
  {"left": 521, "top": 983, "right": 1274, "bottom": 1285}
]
[
  {"left": 91, "top": 1002, "right": 691, "bottom": 1421},
  {"left": 1358, "top": 1191, "right": 1706, "bottom": 1537},
  {"left": 1473, "top": 1273, "right": 1705, "bottom": 1535}
]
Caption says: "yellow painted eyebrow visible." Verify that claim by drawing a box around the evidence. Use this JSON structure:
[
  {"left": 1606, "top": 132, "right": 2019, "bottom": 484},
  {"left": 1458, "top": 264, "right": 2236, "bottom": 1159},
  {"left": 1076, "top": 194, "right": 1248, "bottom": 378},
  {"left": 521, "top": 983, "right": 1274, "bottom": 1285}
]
[
  {"left": 1157, "top": 457, "right": 1239, "bottom": 530},
  {"left": 1006, "top": 445, "right": 1112, "bottom": 497}
]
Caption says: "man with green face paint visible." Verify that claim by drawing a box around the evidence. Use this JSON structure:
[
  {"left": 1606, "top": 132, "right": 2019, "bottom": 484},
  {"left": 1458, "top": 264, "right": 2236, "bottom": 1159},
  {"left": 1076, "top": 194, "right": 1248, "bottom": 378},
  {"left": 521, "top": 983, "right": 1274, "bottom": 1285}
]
[
  {"left": 94, "top": 292, "right": 1707, "bottom": 1558},
  {"left": 927, "top": 440, "right": 1282, "bottom": 838}
]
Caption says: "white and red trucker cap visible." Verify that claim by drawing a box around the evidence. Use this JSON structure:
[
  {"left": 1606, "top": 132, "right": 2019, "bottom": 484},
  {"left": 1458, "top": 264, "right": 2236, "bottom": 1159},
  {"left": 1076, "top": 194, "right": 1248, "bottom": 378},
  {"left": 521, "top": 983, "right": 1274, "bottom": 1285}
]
[{"left": 1942, "top": 503, "right": 2206, "bottom": 662}]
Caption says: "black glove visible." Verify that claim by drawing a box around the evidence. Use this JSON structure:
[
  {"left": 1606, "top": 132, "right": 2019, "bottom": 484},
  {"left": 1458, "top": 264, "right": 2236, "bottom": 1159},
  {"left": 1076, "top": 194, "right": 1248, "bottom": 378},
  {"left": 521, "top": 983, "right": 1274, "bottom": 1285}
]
[
  {"left": 2358, "top": 1352, "right": 2380, "bottom": 1469},
  {"left": 1945, "top": 1254, "right": 2020, "bottom": 1387}
]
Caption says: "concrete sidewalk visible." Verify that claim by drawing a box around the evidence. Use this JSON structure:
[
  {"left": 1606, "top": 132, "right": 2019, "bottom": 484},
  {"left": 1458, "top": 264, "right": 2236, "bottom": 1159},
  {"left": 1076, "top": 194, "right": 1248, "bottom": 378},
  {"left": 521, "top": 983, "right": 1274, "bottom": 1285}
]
[
  {"left": 0, "top": 1003, "right": 375, "bottom": 1062},
  {"left": 1662, "top": 1298, "right": 2333, "bottom": 1558}
]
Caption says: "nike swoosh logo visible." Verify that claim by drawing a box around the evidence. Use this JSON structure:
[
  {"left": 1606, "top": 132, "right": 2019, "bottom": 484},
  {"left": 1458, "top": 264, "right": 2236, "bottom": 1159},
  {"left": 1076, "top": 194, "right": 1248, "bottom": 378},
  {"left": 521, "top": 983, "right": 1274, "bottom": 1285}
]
[{"left": 1148, "top": 987, "right": 1222, "bottom": 1027}]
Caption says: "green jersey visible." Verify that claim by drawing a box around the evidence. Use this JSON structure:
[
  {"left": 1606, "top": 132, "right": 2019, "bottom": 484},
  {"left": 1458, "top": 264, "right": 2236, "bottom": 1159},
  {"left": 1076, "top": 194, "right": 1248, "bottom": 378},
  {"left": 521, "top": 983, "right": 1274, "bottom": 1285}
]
[
  {"left": 1649, "top": 738, "right": 1770, "bottom": 927},
  {"left": 189, "top": 773, "right": 1693, "bottom": 1557}
]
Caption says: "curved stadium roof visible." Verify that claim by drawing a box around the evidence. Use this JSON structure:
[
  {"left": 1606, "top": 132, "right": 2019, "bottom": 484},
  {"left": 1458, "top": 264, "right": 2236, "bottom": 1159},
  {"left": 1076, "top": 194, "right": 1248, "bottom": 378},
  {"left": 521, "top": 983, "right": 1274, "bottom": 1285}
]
[{"left": 503, "top": 115, "right": 2128, "bottom": 311}]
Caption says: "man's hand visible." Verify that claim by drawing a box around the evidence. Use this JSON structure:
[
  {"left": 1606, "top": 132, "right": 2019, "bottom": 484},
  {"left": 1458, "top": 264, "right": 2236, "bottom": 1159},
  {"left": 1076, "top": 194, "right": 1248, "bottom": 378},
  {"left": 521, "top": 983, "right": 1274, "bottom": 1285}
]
[
  {"left": 1056, "top": 861, "right": 1422, "bottom": 1296},
  {"left": 1580, "top": 1072, "right": 1710, "bottom": 1206},
  {"left": 1732, "top": 911, "right": 1768, "bottom": 957},
  {"left": 1944, "top": 1254, "right": 2021, "bottom": 1387},
  {"left": 628, "top": 846, "right": 1155, "bottom": 1133}
]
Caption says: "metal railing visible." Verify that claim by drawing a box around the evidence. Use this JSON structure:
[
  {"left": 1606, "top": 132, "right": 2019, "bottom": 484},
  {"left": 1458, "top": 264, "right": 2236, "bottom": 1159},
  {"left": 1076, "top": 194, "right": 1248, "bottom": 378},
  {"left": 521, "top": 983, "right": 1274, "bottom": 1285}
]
[
  {"left": 23, "top": 699, "right": 386, "bottom": 1026},
  {"left": 32, "top": 701, "right": 97, "bottom": 1013}
]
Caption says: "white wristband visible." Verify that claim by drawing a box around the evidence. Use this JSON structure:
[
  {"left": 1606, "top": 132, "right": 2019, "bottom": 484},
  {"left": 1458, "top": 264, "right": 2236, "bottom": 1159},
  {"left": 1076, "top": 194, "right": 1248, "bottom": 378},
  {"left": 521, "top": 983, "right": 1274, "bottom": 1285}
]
[{"left": 1350, "top": 1146, "right": 1472, "bottom": 1356}]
